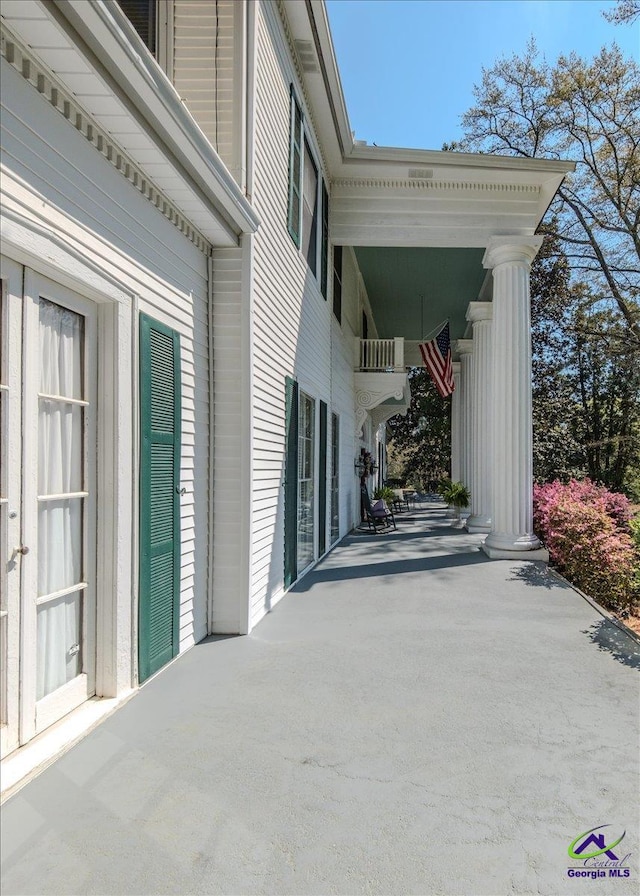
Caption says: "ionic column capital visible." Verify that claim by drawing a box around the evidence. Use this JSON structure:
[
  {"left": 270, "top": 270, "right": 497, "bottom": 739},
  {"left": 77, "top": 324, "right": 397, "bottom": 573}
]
[{"left": 483, "top": 236, "right": 543, "bottom": 270}]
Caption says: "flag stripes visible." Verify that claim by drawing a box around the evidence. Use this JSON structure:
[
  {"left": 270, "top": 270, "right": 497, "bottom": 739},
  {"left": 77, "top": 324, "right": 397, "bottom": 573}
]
[{"left": 419, "top": 322, "right": 455, "bottom": 398}]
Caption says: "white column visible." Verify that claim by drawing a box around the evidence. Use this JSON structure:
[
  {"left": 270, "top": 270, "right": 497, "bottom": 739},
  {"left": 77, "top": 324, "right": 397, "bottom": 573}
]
[
  {"left": 450, "top": 361, "right": 461, "bottom": 483},
  {"left": 465, "top": 302, "right": 493, "bottom": 533},
  {"left": 455, "top": 339, "right": 473, "bottom": 518},
  {"left": 482, "top": 237, "right": 548, "bottom": 559}
]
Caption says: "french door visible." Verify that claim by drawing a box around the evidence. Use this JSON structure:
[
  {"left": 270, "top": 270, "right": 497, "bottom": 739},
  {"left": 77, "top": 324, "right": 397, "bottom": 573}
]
[{"left": 1, "top": 258, "right": 97, "bottom": 757}]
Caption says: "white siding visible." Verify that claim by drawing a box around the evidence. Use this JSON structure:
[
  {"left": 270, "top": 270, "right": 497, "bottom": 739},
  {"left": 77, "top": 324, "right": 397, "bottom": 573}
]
[
  {"left": 249, "top": 2, "right": 332, "bottom": 627},
  {"left": 1, "top": 59, "right": 209, "bottom": 655},
  {"left": 211, "top": 243, "right": 251, "bottom": 634},
  {"left": 335, "top": 248, "right": 384, "bottom": 528},
  {"left": 173, "top": 0, "right": 240, "bottom": 182}
]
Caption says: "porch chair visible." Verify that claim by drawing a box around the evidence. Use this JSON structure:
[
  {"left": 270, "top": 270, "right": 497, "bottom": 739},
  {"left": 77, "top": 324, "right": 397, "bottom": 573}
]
[{"left": 361, "top": 485, "right": 397, "bottom": 533}]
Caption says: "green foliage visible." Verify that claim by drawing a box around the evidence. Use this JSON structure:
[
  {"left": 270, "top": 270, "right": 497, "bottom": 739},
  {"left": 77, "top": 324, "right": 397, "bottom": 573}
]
[
  {"left": 386, "top": 368, "right": 451, "bottom": 490},
  {"left": 529, "top": 229, "right": 640, "bottom": 495},
  {"left": 373, "top": 486, "right": 396, "bottom": 505},
  {"left": 437, "top": 479, "right": 471, "bottom": 509}
]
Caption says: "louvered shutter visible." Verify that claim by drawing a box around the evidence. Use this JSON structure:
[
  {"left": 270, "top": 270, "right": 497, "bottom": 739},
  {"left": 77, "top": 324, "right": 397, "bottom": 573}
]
[
  {"left": 284, "top": 376, "right": 298, "bottom": 588},
  {"left": 117, "top": 1, "right": 156, "bottom": 54},
  {"left": 139, "top": 314, "right": 181, "bottom": 682}
]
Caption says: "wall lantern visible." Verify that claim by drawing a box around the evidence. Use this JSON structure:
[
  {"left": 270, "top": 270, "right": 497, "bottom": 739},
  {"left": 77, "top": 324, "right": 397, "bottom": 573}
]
[{"left": 355, "top": 452, "right": 377, "bottom": 478}]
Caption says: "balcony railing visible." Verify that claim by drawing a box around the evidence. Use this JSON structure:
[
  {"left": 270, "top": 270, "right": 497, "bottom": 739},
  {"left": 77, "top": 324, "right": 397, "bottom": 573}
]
[{"left": 356, "top": 337, "right": 405, "bottom": 372}]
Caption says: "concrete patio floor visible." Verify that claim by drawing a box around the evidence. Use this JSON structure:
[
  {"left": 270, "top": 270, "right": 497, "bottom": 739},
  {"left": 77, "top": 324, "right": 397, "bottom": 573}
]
[{"left": 2, "top": 501, "right": 639, "bottom": 896}]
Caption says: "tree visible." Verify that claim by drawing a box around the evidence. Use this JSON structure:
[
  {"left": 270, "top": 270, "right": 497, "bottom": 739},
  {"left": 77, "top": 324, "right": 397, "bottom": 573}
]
[
  {"left": 530, "top": 232, "right": 584, "bottom": 482},
  {"left": 386, "top": 368, "right": 450, "bottom": 489},
  {"left": 459, "top": 42, "right": 640, "bottom": 347},
  {"left": 530, "top": 229, "right": 640, "bottom": 495},
  {"left": 603, "top": 0, "right": 640, "bottom": 25}
]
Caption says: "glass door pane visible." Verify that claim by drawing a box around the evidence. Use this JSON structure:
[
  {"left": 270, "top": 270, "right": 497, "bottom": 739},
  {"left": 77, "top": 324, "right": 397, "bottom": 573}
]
[
  {"left": 331, "top": 413, "right": 339, "bottom": 542},
  {"left": 36, "top": 298, "right": 88, "bottom": 701},
  {"left": 297, "top": 392, "right": 315, "bottom": 570}
]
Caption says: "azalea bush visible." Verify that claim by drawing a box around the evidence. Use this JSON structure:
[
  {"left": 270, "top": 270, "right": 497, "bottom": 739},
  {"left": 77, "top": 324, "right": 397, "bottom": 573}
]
[{"left": 533, "top": 479, "right": 639, "bottom": 614}]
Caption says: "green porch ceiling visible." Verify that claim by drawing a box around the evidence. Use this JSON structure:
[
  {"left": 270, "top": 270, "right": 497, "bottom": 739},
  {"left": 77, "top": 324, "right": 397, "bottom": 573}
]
[{"left": 354, "top": 247, "right": 487, "bottom": 342}]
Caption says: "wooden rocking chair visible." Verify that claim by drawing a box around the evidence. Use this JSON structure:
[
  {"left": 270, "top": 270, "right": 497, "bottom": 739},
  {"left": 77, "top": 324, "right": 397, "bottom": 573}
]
[{"left": 361, "top": 485, "right": 397, "bottom": 533}]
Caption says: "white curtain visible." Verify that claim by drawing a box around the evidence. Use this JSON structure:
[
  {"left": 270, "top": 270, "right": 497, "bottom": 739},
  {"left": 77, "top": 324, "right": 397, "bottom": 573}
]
[{"left": 36, "top": 299, "right": 84, "bottom": 701}]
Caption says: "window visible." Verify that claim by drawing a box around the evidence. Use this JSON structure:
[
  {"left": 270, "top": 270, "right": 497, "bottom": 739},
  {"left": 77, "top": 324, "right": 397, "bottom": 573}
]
[
  {"left": 288, "top": 92, "right": 303, "bottom": 246},
  {"left": 117, "top": 1, "right": 157, "bottom": 54},
  {"left": 321, "top": 183, "right": 329, "bottom": 298},
  {"left": 302, "top": 141, "right": 318, "bottom": 274},
  {"left": 333, "top": 246, "right": 343, "bottom": 323},
  {"left": 331, "top": 414, "right": 340, "bottom": 542},
  {"left": 297, "top": 392, "right": 315, "bottom": 571},
  {"left": 288, "top": 90, "right": 329, "bottom": 284}
]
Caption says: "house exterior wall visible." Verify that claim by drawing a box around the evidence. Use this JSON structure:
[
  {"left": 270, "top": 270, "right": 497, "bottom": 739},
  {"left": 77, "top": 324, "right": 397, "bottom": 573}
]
[
  {"left": 245, "top": 0, "right": 380, "bottom": 628},
  {"left": 173, "top": 0, "right": 243, "bottom": 185},
  {"left": 210, "top": 240, "right": 253, "bottom": 634},
  {"left": 1, "top": 56, "right": 210, "bottom": 693}
]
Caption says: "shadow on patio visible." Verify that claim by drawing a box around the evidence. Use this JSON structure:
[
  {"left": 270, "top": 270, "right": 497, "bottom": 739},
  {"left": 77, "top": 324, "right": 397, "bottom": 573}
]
[{"left": 1, "top": 500, "right": 638, "bottom": 896}]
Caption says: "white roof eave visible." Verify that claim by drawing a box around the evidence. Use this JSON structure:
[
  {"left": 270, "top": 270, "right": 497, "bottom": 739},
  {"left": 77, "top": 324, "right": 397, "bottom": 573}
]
[
  {"left": 289, "top": 0, "right": 575, "bottom": 235},
  {"left": 14, "top": 0, "right": 260, "bottom": 245}
]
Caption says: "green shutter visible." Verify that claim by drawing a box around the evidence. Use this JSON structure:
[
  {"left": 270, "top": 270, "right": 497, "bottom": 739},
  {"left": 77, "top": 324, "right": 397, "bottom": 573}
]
[
  {"left": 319, "top": 401, "right": 327, "bottom": 555},
  {"left": 139, "top": 313, "right": 181, "bottom": 683},
  {"left": 284, "top": 376, "right": 298, "bottom": 587},
  {"left": 288, "top": 89, "right": 302, "bottom": 247}
]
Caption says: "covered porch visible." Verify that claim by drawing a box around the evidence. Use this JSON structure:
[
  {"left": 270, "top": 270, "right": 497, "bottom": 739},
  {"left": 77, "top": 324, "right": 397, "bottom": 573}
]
[
  {"left": 2, "top": 500, "right": 638, "bottom": 895},
  {"left": 335, "top": 146, "right": 575, "bottom": 558}
]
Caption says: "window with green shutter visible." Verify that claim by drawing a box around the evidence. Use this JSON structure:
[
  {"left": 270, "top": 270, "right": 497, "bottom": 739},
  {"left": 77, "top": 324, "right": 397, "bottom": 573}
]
[{"left": 139, "top": 314, "right": 181, "bottom": 682}]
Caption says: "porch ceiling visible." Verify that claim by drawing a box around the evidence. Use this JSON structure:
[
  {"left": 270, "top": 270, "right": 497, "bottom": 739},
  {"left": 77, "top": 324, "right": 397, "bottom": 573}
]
[{"left": 354, "top": 247, "right": 486, "bottom": 342}]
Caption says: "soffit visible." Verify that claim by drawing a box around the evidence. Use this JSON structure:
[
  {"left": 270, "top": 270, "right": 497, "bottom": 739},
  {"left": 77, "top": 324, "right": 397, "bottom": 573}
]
[
  {"left": 0, "top": 0, "right": 259, "bottom": 247},
  {"left": 354, "top": 247, "right": 486, "bottom": 343}
]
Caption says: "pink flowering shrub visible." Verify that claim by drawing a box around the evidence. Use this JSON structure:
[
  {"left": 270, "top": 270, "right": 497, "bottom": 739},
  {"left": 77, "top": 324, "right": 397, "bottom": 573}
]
[{"left": 533, "top": 479, "right": 638, "bottom": 613}]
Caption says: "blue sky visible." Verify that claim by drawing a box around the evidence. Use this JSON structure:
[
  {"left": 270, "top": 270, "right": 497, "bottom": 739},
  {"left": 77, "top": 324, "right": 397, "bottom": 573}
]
[{"left": 325, "top": 0, "right": 640, "bottom": 150}]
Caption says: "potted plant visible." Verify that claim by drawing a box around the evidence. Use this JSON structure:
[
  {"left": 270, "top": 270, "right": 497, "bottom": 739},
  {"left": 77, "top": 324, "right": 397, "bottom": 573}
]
[
  {"left": 373, "top": 486, "right": 396, "bottom": 506},
  {"left": 437, "top": 478, "right": 471, "bottom": 523}
]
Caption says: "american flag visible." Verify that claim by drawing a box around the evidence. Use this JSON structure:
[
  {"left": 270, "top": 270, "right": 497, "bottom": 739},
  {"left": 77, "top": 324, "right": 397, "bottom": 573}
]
[{"left": 419, "top": 322, "right": 455, "bottom": 398}]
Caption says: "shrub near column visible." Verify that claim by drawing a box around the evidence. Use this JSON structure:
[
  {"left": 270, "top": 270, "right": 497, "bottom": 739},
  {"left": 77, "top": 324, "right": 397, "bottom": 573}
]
[{"left": 533, "top": 480, "right": 639, "bottom": 615}]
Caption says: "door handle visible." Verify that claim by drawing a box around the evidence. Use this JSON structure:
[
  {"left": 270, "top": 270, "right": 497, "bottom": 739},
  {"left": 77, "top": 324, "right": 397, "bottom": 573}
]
[{"left": 12, "top": 545, "right": 29, "bottom": 557}]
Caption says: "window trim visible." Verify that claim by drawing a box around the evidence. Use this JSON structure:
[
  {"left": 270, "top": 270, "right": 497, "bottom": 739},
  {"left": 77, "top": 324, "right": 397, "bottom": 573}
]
[
  {"left": 332, "top": 245, "right": 343, "bottom": 324},
  {"left": 288, "top": 88, "right": 329, "bottom": 286},
  {"left": 288, "top": 89, "right": 303, "bottom": 248}
]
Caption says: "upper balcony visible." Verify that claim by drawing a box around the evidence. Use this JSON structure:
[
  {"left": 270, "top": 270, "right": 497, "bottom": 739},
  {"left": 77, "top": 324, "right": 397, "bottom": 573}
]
[{"left": 354, "top": 338, "right": 410, "bottom": 435}]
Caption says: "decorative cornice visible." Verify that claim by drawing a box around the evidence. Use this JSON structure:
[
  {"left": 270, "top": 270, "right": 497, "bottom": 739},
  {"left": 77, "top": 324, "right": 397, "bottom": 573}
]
[
  {"left": 1, "top": 24, "right": 212, "bottom": 255},
  {"left": 332, "top": 178, "right": 541, "bottom": 193}
]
